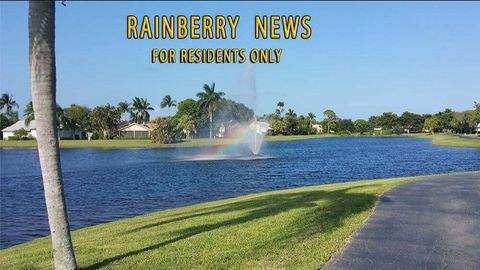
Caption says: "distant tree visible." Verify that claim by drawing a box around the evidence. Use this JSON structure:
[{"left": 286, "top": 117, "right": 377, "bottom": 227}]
[
  {"left": 160, "top": 95, "right": 177, "bottom": 115},
  {"left": 117, "top": 101, "right": 130, "bottom": 113},
  {"left": 374, "top": 112, "right": 399, "bottom": 130},
  {"left": 0, "top": 93, "right": 19, "bottom": 112},
  {"left": 151, "top": 117, "right": 180, "bottom": 144},
  {"left": 91, "top": 104, "right": 121, "bottom": 139},
  {"left": 285, "top": 108, "right": 297, "bottom": 117},
  {"left": 399, "top": 111, "right": 425, "bottom": 132},
  {"left": 24, "top": 101, "right": 35, "bottom": 125},
  {"left": 323, "top": 109, "right": 337, "bottom": 133},
  {"left": 215, "top": 99, "right": 254, "bottom": 129},
  {"left": 276, "top": 101, "right": 285, "bottom": 115},
  {"left": 337, "top": 119, "right": 354, "bottom": 133},
  {"left": 196, "top": 83, "right": 225, "bottom": 138},
  {"left": 64, "top": 104, "right": 92, "bottom": 137},
  {"left": 56, "top": 104, "right": 71, "bottom": 130},
  {"left": 270, "top": 118, "right": 287, "bottom": 135},
  {"left": 176, "top": 98, "right": 208, "bottom": 135},
  {"left": 451, "top": 111, "right": 475, "bottom": 134},
  {"left": 177, "top": 114, "right": 196, "bottom": 139},
  {"left": 353, "top": 119, "right": 370, "bottom": 134},
  {"left": 117, "top": 101, "right": 131, "bottom": 121},
  {"left": 424, "top": 117, "right": 439, "bottom": 134},
  {"left": 435, "top": 109, "right": 454, "bottom": 131},
  {"left": 474, "top": 101, "right": 480, "bottom": 124},
  {"left": 131, "top": 97, "right": 154, "bottom": 124},
  {"left": 23, "top": 101, "right": 71, "bottom": 130},
  {"left": 307, "top": 112, "right": 316, "bottom": 128}
]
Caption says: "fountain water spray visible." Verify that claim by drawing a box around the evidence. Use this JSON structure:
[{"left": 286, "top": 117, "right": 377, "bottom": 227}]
[{"left": 182, "top": 64, "right": 270, "bottom": 161}]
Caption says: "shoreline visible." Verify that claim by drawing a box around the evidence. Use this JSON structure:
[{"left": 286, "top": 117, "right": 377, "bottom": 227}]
[
  {"left": 1, "top": 133, "right": 479, "bottom": 149},
  {"left": 1, "top": 171, "right": 477, "bottom": 269}
]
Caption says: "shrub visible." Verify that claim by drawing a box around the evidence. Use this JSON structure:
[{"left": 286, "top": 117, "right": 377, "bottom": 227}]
[{"left": 13, "top": 128, "right": 29, "bottom": 140}]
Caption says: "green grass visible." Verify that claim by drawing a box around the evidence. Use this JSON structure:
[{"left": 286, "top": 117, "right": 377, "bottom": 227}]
[
  {"left": 0, "top": 135, "right": 331, "bottom": 149},
  {"left": 0, "top": 173, "right": 460, "bottom": 270},
  {"left": 408, "top": 133, "right": 480, "bottom": 148}
]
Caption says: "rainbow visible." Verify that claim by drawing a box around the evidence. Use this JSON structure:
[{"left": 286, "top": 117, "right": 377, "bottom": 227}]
[{"left": 190, "top": 123, "right": 266, "bottom": 160}]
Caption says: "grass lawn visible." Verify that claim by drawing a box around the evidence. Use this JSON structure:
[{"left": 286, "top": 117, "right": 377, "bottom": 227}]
[
  {"left": 409, "top": 133, "right": 480, "bottom": 148},
  {"left": 0, "top": 173, "right": 454, "bottom": 270},
  {"left": 0, "top": 135, "right": 331, "bottom": 149}
]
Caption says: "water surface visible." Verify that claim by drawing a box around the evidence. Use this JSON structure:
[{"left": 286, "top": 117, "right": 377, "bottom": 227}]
[{"left": 1, "top": 137, "right": 479, "bottom": 248}]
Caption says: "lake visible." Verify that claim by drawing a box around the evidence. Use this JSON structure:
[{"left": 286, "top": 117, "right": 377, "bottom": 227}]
[{"left": 1, "top": 137, "right": 479, "bottom": 249}]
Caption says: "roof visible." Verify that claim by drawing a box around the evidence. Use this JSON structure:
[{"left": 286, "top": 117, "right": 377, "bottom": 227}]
[
  {"left": 1, "top": 120, "right": 36, "bottom": 132},
  {"left": 117, "top": 122, "right": 151, "bottom": 131}
]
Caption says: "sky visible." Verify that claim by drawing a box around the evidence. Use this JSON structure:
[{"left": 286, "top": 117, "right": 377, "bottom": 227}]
[{"left": 1, "top": 1, "right": 479, "bottom": 120}]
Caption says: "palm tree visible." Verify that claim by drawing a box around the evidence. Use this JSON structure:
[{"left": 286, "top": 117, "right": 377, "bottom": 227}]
[
  {"left": 307, "top": 112, "right": 316, "bottom": 128},
  {"left": 196, "top": 83, "right": 225, "bottom": 139},
  {"left": 24, "top": 101, "right": 35, "bottom": 125},
  {"left": 131, "top": 97, "right": 154, "bottom": 124},
  {"left": 0, "top": 93, "right": 19, "bottom": 112},
  {"left": 276, "top": 101, "right": 284, "bottom": 115},
  {"left": 160, "top": 95, "right": 177, "bottom": 115},
  {"left": 117, "top": 101, "right": 131, "bottom": 121},
  {"left": 23, "top": 102, "right": 70, "bottom": 129},
  {"left": 117, "top": 101, "right": 130, "bottom": 114},
  {"left": 29, "top": 1, "right": 77, "bottom": 269},
  {"left": 285, "top": 108, "right": 296, "bottom": 117}
]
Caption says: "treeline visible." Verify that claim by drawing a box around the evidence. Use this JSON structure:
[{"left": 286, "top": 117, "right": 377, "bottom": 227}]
[
  {"left": 262, "top": 102, "right": 480, "bottom": 135},
  {"left": 0, "top": 83, "right": 253, "bottom": 142},
  {"left": 2, "top": 90, "right": 479, "bottom": 142}
]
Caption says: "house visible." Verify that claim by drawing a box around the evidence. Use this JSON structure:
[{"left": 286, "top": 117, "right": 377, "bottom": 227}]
[
  {"left": 477, "top": 123, "right": 480, "bottom": 133},
  {"left": 2, "top": 120, "right": 86, "bottom": 140},
  {"left": 2, "top": 120, "right": 37, "bottom": 140},
  {"left": 216, "top": 121, "right": 271, "bottom": 138},
  {"left": 217, "top": 120, "right": 242, "bottom": 138},
  {"left": 117, "top": 122, "right": 152, "bottom": 138},
  {"left": 312, "top": 124, "right": 322, "bottom": 134}
]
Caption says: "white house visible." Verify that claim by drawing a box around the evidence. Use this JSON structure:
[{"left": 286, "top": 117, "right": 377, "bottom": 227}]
[
  {"left": 312, "top": 124, "right": 323, "bottom": 134},
  {"left": 118, "top": 122, "right": 152, "bottom": 138},
  {"left": 2, "top": 120, "right": 85, "bottom": 140},
  {"left": 477, "top": 123, "right": 480, "bottom": 133},
  {"left": 2, "top": 120, "right": 37, "bottom": 140}
]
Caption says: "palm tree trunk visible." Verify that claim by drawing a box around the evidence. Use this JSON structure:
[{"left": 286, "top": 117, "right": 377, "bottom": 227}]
[
  {"left": 209, "top": 110, "right": 213, "bottom": 139},
  {"left": 29, "top": 2, "right": 77, "bottom": 269}
]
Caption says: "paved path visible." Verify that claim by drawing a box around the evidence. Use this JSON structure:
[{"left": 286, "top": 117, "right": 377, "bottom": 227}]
[{"left": 324, "top": 172, "right": 480, "bottom": 270}]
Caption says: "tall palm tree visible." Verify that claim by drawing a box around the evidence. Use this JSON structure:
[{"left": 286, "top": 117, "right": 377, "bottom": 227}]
[
  {"left": 285, "top": 108, "right": 296, "bottom": 117},
  {"left": 23, "top": 102, "right": 70, "bottom": 128},
  {"left": 196, "top": 83, "right": 225, "bottom": 139},
  {"left": 117, "top": 101, "right": 130, "bottom": 114},
  {"left": 24, "top": 101, "right": 35, "bottom": 125},
  {"left": 131, "top": 97, "right": 153, "bottom": 124},
  {"left": 276, "top": 101, "right": 284, "bottom": 115},
  {"left": 307, "top": 112, "right": 316, "bottom": 128},
  {"left": 29, "top": 1, "right": 77, "bottom": 269},
  {"left": 160, "top": 95, "right": 177, "bottom": 115},
  {"left": 117, "top": 101, "right": 131, "bottom": 121},
  {"left": 0, "top": 93, "right": 19, "bottom": 112}
]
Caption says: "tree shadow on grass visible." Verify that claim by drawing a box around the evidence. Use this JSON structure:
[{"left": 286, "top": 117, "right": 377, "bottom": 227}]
[{"left": 83, "top": 185, "right": 379, "bottom": 269}]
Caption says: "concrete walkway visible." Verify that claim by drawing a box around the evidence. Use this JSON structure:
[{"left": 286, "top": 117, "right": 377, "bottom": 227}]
[{"left": 324, "top": 172, "right": 480, "bottom": 270}]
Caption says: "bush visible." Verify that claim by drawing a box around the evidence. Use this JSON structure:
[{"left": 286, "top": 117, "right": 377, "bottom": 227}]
[
  {"left": 13, "top": 128, "right": 29, "bottom": 140},
  {"left": 336, "top": 130, "right": 351, "bottom": 136}
]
